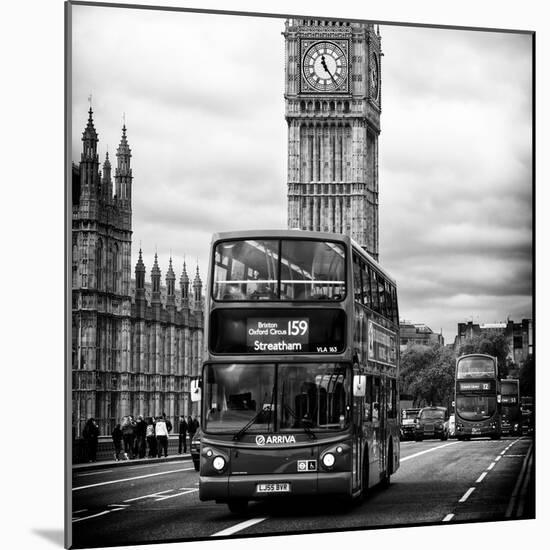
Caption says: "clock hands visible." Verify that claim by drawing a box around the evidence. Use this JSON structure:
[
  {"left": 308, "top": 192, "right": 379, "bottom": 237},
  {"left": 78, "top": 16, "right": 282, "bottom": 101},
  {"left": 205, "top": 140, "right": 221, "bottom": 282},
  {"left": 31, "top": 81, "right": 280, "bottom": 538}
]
[{"left": 320, "top": 55, "right": 338, "bottom": 87}]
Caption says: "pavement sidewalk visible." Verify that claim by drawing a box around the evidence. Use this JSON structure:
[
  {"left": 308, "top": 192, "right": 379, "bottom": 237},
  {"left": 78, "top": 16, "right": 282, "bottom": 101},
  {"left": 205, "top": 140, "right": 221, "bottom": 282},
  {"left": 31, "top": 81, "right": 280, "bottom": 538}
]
[{"left": 72, "top": 452, "right": 193, "bottom": 471}]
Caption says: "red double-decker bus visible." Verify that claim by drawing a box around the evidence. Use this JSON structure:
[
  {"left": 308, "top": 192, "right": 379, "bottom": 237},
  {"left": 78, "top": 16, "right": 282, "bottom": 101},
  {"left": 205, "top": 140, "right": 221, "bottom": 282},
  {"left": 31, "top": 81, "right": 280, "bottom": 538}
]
[
  {"left": 455, "top": 354, "right": 501, "bottom": 440},
  {"left": 500, "top": 379, "right": 521, "bottom": 436},
  {"left": 197, "top": 229, "right": 400, "bottom": 514}
]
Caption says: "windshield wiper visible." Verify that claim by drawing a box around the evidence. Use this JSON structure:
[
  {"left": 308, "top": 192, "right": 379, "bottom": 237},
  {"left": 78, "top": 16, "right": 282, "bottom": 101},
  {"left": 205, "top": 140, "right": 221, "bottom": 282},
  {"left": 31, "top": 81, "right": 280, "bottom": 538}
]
[
  {"left": 233, "top": 386, "right": 275, "bottom": 441},
  {"left": 283, "top": 403, "right": 317, "bottom": 439}
]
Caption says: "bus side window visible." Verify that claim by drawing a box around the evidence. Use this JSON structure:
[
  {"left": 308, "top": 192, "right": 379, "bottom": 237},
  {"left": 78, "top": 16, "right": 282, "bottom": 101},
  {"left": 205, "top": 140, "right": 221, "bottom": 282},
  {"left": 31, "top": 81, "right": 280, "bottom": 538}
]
[
  {"left": 378, "top": 280, "right": 387, "bottom": 318},
  {"left": 353, "top": 256, "right": 362, "bottom": 303},
  {"left": 373, "top": 377, "right": 380, "bottom": 421},
  {"left": 391, "top": 285, "right": 399, "bottom": 324},
  {"left": 364, "top": 375, "right": 373, "bottom": 421},
  {"left": 362, "top": 261, "right": 371, "bottom": 309},
  {"left": 370, "top": 269, "right": 380, "bottom": 313},
  {"left": 387, "top": 378, "right": 397, "bottom": 419},
  {"left": 384, "top": 280, "right": 392, "bottom": 321}
]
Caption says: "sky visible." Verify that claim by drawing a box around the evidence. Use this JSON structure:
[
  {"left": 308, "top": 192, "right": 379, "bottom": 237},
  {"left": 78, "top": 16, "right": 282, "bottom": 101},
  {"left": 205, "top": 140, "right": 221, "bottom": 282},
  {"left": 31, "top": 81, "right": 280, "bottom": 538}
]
[{"left": 70, "top": 4, "right": 532, "bottom": 344}]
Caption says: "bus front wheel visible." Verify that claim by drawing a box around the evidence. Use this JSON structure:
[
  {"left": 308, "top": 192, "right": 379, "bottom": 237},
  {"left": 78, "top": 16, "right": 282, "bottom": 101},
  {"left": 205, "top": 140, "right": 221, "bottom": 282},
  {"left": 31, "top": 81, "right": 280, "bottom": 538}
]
[{"left": 227, "top": 499, "right": 248, "bottom": 515}]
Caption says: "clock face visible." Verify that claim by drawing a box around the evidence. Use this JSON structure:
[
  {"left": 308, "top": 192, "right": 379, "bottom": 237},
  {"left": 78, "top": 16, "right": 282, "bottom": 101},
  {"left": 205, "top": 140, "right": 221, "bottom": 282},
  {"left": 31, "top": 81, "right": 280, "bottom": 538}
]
[
  {"left": 370, "top": 54, "right": 379, "bottom": 100},
  {"left": 302, "top": 41, "right": 348, "bottom": 93}
]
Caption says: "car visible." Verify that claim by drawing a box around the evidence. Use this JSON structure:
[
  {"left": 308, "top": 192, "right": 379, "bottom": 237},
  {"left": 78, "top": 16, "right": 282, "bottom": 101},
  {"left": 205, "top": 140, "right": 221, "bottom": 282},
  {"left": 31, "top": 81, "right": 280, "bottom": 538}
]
[
  {"left": 190, "top": 428, "right": 202, "bottom": 471},
  {"left": 414, "top": 406, "right": 449, "bottom": 441},
  {"left": 400, "top": 408, "right": 421, "bottom": 441}
]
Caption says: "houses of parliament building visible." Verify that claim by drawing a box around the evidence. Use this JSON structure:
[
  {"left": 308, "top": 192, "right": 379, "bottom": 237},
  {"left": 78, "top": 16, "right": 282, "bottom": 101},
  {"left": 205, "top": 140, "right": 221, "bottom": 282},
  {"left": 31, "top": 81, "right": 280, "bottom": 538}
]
[{"left": 71, "top": 108, "right": 204, "bottom": 437}]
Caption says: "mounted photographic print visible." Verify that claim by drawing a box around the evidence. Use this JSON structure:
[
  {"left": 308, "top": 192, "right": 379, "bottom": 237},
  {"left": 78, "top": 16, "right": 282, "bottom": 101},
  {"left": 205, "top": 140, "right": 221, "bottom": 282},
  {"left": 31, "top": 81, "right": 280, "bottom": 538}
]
[{"left": 66, "top": 1, "right": 534, "bottom": 548}]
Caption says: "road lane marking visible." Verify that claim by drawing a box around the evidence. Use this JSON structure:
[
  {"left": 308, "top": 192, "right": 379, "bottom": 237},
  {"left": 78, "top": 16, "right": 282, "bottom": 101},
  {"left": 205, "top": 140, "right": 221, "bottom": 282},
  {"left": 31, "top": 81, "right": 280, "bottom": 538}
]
[
  {"left": 128, "top": 460, "right": 191, "bottom": 470},
  {"left": 503, "top": 454, "right": 526, "bottom": 458},
  {"left": 124, "top": 489, "right": 174, "bottom": 502},
  {"left": 459, "top": 487, "right": 475, "bottom": 503},
  {"left": 442, "top": 514, "right": 454, "bottom": 522},
  {"left": 400, "top": 441, "right": 459, "bottom": 462},
  {"left": 487, "top": 462, "right": 496, "bottom": 470},
  {"left": 73, "top": 467, "right": 196, "bottom": 491},
  {"left": 77, "top": 470, "right": 113, "bottom": 477},
  {"left": 108, "top": 504, "right": 130, "bottom": 507},
  {"left": 476, "top": 472, "right": 487, "bottom": 483},
  {"left": 155, "top": 488, "right": 198, "bottom": 501},
  {"left": 73, "top": 509, "right": 88, "bottom": 514},
  {"left": 211, "top": 517, "right": 268, "bottom": 537},
  {"left": 72, "top": 510, "right": 112, "bottom": 523}
]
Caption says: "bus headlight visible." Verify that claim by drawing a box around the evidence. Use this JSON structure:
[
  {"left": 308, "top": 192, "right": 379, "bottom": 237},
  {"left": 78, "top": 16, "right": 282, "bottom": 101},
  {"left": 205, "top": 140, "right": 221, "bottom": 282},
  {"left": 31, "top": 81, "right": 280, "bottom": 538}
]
[
  {"left": 322, "top": 453, "right": 336, "bottom": 468},
  {"left": 212, "top": 456, "right": 226, "bottom": 471}
]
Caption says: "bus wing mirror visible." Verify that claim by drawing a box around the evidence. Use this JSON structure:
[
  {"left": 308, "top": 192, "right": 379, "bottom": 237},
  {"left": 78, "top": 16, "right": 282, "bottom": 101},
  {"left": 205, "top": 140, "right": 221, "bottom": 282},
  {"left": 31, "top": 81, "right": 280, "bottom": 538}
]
[
  {"left": 190, "top": 379, "right": 201, "bottom": 402},
  {"left": 353, "top": 375, "right": 366, "bottom": 397}
]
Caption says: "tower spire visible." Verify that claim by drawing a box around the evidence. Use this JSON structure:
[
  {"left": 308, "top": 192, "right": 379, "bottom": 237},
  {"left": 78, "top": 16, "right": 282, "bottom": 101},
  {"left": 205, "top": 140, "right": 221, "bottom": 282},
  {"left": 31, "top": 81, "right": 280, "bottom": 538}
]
[
  {"left": 115, "top": 117, "right": 132, "bottom": 208},
  {"left": 80, "top": 105, "right": 100, "bottom": 199},
  {"left": 150, "top": 252, "right": 161, "bottom": 307}
]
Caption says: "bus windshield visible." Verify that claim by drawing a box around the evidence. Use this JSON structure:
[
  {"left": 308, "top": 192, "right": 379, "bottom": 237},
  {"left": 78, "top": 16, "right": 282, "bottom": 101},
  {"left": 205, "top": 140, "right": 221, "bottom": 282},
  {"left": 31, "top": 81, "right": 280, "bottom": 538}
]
[
  {"left": 456, "top": 395, "right": 497, "bottom": 421},
  {"left": 203, "top": 363, "right": 350, "bottom": 434},
  {"left": 213, "top": 239, "right": 346, "bottom": 301},
  {"left": 456, "top": 356, "right": 495, "bottom": 379}
]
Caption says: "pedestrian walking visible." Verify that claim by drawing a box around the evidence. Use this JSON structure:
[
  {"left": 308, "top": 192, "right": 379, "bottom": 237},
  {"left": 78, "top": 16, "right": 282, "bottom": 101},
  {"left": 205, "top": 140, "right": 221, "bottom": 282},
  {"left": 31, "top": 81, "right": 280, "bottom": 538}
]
[
  {"left": 178, "top": 415, "right": 188, "bottom": 454},
  {"left": 146, "top": 417, "right": 157, "bottom": 457},
  {"left": 155, "top": 415, "right": 169, "bottom": 458},
  {"left": 111, "top": 423, "right": 123, "bottom": 461},
  {"left": 121, "top": 415, "right": 136, "bottom": 459},
  {"left": 135, "top": 415, "right": 147, "bottom": 459},
  {"left": 82, "top": 418, "right": 100, "bottom": 462},
  {"left": 187, "top": 415, "right": 197, "bottom": 450}
]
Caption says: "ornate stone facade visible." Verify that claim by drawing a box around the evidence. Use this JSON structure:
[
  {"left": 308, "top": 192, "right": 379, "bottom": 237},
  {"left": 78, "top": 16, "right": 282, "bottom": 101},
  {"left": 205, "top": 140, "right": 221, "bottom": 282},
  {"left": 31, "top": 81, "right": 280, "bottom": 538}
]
[
  {"left": 71, "top": 109, "right": 203, "bottom": 436},
  {"left": 284, "top": 19, "right": 382, "bottom": 260}
]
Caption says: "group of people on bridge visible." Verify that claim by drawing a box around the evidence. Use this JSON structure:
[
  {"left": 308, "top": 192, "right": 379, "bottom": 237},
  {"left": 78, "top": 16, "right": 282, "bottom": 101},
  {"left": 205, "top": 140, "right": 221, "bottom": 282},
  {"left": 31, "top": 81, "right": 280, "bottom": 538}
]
[{"left": 80, "top": 414, "right": 199, "bottom": 462}]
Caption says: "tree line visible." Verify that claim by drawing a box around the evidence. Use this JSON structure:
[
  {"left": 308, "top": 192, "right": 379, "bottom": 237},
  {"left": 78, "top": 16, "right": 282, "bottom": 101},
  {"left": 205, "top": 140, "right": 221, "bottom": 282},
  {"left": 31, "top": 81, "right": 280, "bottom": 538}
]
[{"left": 399, "top": 332, "right": 534, "bottom": 409}]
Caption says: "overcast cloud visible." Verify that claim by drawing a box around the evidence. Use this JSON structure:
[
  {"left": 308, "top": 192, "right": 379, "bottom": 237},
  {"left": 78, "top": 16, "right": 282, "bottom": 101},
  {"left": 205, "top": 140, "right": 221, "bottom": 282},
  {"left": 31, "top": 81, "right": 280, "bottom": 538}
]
[{"left": 71, "top": 5, "right": 532, "bottom": 343}]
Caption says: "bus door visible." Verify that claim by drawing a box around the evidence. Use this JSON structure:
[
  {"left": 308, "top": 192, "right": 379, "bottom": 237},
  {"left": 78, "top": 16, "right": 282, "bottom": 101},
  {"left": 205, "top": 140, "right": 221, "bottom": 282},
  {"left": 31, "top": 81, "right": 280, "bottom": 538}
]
[
  {"left": 352, "top": 372, "right": 364, "bottom": 492},
  {"left": 379, "top": 376, "right": 388, "bottom": 476},
  {"left": 373, "top": 375, "right": 381, "bottom": 476},
  {"left": 352, "top": 395, "right": 362, "bottom": 491}
]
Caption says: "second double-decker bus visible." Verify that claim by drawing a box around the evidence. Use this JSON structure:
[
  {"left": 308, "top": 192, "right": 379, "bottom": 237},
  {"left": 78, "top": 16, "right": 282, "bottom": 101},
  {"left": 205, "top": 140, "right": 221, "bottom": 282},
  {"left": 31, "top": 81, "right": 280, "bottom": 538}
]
[
  {"left": 198, "top": 229, "right": 400, "bottom": 514},
  {"left": 500, "top": 379, "right": 521, "bottom": 436},
  {"left": 455, "top": 353, "right": 501, "bottom": 440}
]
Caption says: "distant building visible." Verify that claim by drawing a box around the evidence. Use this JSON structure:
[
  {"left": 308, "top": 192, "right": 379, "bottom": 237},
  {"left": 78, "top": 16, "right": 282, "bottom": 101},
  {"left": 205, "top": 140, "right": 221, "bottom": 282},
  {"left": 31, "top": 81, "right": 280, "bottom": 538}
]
[
  {"left": 399, "top": 320, "right": 444, "bottom": 352},
  {"left": 453, "top": 319, "right": 533, "bottom": 368}
]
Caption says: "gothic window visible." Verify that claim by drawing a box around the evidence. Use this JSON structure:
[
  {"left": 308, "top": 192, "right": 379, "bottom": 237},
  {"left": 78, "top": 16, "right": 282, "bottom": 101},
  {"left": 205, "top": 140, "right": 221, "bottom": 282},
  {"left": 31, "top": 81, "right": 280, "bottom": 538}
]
[
  {"left": 96, "top": 238, "right": 103, "bottom": 290},
  {"left": 112, "top": 243, "right": 120, "bottom": 293}
]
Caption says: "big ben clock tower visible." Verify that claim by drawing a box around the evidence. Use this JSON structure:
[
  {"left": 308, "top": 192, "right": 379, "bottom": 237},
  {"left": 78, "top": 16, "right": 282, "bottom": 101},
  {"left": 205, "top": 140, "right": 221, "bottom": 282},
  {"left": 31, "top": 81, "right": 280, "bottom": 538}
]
[{"left": 284, "top": 19, "right": 382, "bottom": 260}]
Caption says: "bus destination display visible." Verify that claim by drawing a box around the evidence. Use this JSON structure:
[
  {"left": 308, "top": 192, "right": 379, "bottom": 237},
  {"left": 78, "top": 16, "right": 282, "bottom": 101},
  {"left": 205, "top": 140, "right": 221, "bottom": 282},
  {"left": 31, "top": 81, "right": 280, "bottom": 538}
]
[
  {"left": 209, "top": 309, "right": 346, "bottom": 354},
  {"left": 457, "top": 381, "right": 493, "bottom": 392},
  {"left": 247, "top": 318, "right": 310, "bottom": 352}
]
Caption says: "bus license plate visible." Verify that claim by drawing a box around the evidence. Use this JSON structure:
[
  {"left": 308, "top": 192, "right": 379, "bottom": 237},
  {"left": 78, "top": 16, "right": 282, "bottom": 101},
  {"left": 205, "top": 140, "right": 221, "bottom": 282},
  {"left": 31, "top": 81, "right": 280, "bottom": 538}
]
[
  {"left": 257, "top": 483, "right": 290, "bottom": 493},
  {"left": 472, "top": 427, "right": 481, "bottom": 434}
]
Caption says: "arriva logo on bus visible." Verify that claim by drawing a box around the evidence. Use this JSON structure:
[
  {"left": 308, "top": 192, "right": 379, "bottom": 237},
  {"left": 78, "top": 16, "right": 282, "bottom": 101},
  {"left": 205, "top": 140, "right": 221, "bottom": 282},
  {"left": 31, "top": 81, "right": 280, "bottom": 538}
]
[{"left": 255, "top": 434, "right": 297, "bottom": 446}]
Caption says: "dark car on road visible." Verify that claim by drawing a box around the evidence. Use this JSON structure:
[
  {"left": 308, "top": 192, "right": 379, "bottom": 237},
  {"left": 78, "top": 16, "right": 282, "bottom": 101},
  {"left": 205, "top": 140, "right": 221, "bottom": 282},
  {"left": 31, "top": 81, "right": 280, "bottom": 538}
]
[
  {"left": 415, "top": 406, "right": 449, "bottom": 441},
  {"left": 400, "top": 408, "right": 421, "bottom": 441},
  {"left": 190, "top": 428, "right": 202, "bottom": 471}
]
